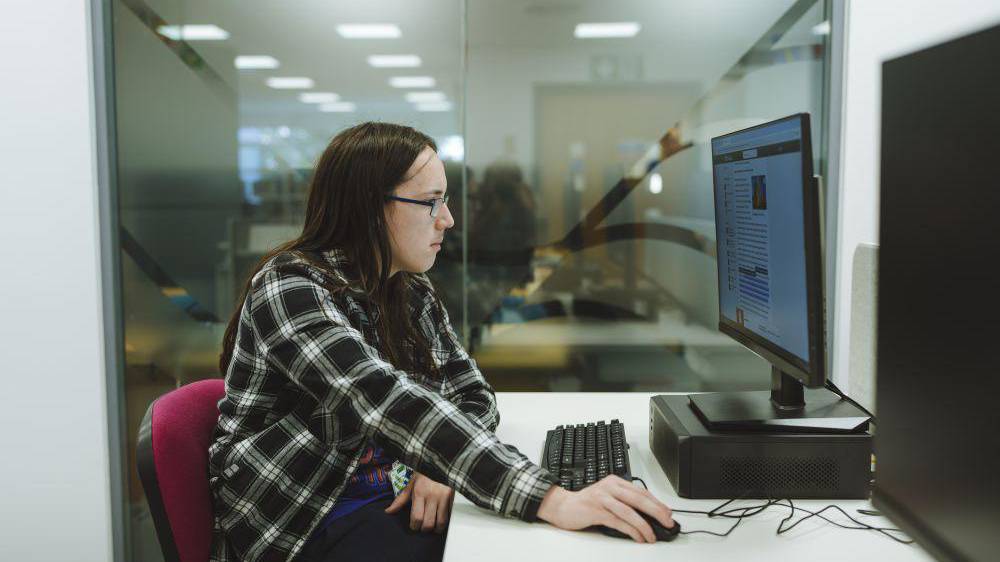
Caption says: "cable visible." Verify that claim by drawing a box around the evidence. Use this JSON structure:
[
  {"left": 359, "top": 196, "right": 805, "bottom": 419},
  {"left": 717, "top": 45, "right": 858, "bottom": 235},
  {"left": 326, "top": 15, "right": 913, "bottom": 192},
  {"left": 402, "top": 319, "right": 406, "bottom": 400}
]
[
  {"left": 629, "top": 477, "right": 911, "bottom": 544},
  {"left": 825, "top": 380, "right": 877, "bottom": 424}
]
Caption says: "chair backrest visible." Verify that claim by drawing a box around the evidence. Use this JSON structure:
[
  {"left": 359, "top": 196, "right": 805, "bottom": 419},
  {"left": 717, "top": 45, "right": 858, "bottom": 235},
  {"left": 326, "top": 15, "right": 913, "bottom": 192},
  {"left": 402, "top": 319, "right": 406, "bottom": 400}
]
[{"left": 137, "top": 378, "right": 225, "bottom": 562}]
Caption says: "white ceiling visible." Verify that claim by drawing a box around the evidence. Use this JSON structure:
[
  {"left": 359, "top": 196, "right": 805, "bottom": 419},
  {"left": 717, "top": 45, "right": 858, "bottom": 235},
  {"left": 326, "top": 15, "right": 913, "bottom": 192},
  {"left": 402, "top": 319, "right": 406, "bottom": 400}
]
[{"left": 150, "top": 0, "right": 818, "bottom": 146}]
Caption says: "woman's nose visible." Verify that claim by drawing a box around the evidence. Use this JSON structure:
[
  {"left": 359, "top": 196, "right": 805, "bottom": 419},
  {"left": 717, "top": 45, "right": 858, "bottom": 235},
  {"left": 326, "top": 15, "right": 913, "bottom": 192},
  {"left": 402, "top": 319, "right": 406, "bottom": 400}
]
[{"left": 436, "top": 201, "right": 455, "bottom": 229}]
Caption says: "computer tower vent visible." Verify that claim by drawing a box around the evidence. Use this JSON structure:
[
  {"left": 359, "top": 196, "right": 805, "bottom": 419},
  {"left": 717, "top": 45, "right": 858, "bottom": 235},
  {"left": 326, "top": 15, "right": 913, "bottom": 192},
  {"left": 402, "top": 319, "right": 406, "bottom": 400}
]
[{"left": 719, "top": 456, "right": 839, "bottom": 496}]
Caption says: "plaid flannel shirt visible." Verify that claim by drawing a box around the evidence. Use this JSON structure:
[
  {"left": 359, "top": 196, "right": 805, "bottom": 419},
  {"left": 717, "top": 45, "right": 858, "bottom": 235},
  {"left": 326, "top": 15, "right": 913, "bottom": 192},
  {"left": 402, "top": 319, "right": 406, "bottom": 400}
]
[{"left": 208, "top": 250, "right": 554, "bottom": 562}]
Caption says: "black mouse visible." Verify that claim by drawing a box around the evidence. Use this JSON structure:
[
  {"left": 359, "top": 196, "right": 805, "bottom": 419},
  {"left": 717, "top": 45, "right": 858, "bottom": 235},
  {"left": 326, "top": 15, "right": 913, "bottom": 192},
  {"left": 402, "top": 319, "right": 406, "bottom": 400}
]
[{"left": 595, "top": 513, "right": 680, "bottom": 542}]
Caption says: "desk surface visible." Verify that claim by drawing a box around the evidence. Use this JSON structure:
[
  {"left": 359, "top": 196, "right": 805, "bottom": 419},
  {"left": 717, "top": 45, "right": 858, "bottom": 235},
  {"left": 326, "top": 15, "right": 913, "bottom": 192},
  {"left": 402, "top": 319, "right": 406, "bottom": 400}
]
[
  {"left": 479, "top": 315, "right": 736, "bottom": 348},
  {"left": 444, "top": 393, "right": 933, "bottom": 562}
]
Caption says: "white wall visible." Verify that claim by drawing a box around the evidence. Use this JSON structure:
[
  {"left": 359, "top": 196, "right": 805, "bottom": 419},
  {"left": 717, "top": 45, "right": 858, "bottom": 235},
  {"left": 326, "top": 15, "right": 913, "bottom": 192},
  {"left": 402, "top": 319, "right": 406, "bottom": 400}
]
[
  {"left": 833, "top": 0, "right": 1000, "bottom": 408},
  {"left": 0, "top": 2, "right": 113, "bottom": 561}
]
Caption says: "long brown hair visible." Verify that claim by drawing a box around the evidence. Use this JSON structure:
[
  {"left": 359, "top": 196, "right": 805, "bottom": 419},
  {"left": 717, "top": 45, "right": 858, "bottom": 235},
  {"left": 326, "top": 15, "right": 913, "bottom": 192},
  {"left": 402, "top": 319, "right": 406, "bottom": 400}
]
[{"left": 219, "top": 122, "right": 442, "bottom": 378}]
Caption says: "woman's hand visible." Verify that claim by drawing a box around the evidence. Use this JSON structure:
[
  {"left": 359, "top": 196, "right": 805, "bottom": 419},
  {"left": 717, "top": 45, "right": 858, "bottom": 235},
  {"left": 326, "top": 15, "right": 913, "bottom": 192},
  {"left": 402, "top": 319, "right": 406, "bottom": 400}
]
[
  {"left": 536, "top": 475, "right": 674, "bottom": 544},
  {"left": 384, "top": 471, "right": 455, "bottom": 533}
]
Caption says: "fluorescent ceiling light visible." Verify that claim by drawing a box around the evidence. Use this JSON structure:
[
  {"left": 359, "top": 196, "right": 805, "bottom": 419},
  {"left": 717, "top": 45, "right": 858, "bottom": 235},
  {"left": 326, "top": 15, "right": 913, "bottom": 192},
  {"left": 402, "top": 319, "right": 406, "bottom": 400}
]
[
  {"left": 390, "top": 76, "right": 436, "bottom": 88},
  {"left": 299, "top": 92, "right": 340, "bottom": 103},
  {"left": 416, "top": 102, "right": 453, "bottom": 112},
  {"left": 368, "top": 55, "right": 422, "bottom": 68},
  {"left": 336, "top": 24, "right": 401, "bottom": 39},
  {"left": 438, "top": 135, "right": 464, "bottom": 161},
  {"left": 266, "top": 77, "right": 314, "bottom": 89},
  {"left": 405, "top": 91, "right": 446, "bottom": 103},
  {"left": 811, "top": 21, "right": 831, "bottom": 36},
  {"left": 574, "top": 22, "right": 641, "bottom": 39},
  {"left": 319, "top": 102, "right": 357, "bottom": 112},
  {"left": 235, "top": 56, "right": 279, "bottom": 70},
  {"left": 157, "top": 24, "right": 230, "bottom": 41},
  {"left": 648, "top": 173, "right": 663, "bottom": 194}
]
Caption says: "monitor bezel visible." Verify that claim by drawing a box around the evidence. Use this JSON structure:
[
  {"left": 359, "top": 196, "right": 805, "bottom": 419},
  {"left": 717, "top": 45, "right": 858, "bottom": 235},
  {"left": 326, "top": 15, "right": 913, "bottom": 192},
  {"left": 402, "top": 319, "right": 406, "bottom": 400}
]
[{"left": 710, "top": 113, "right": 825, "bottom": 388}]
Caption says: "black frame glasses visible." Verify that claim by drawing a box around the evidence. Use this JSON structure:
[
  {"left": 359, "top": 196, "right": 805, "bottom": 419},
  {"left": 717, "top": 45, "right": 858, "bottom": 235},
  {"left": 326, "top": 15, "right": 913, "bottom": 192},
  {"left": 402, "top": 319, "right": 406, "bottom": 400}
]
[{"left": 385, "top": 194, "right": 450, "bottom": 218}]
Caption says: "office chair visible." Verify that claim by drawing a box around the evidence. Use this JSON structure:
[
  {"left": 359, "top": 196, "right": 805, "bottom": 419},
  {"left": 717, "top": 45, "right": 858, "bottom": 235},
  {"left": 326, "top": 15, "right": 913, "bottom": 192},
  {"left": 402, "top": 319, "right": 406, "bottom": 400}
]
[{"left": 137, "top": 378, "right": 225, "bottom": 562}]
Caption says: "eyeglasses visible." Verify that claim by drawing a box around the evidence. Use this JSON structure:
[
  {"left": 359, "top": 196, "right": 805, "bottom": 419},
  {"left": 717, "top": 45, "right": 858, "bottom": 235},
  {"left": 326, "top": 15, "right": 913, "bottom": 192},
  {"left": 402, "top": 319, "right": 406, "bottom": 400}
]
[{"left": 385, "top": 194, "right": 450, "bottom": 218}]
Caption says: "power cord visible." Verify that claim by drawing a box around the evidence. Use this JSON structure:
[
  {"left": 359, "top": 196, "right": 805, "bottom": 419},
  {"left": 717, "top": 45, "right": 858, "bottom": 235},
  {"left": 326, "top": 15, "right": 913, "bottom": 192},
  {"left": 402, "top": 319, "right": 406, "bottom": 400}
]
[
  {"left": 629, "top": 477, "right": 911, "bottom": 544},
  {"left": 824, "top": 380, "right": 877, "bottom": 425}
]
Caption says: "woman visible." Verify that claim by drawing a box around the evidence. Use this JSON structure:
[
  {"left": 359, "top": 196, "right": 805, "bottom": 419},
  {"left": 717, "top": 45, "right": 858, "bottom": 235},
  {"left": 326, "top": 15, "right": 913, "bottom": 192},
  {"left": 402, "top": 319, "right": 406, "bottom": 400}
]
[{"left": 209, "top": 122, "right": 674, "bottom": 562}]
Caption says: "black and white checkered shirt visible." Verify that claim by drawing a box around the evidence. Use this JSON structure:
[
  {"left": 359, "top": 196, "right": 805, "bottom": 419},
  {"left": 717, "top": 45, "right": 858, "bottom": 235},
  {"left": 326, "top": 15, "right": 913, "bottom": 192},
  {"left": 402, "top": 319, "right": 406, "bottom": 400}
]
[{"left": 208, "top": 250, "right": 554, "bottom": 562}]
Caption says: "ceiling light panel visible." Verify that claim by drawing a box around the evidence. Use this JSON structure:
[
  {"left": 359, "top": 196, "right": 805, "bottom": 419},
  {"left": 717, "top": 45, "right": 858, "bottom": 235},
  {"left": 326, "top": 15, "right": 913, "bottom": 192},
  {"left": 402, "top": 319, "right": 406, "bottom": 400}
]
[
  {"left": 390, "top": 76, "right": 436, "bottom": 88},
  {"left": 266, "top": 77, "right": 315, "bottom": 89},
  {"left": 299, "top": 92, "right": 340, "bottom": 103},
  {"left": 337, "top": 24, "right": 401, "bottom": 39},
  {"left": 405, "top": 91, "right": 446, "bottom": 103},
  {"left": 574, "top": 22, "right": 641, "bottom": 38},
  {"left": 157, "top": 25, "right": 230, "bottom": 41},
  {"left": 368, "top": 55, "right": 422, "bottom": 68},
  {"left": 235, "top": 56, "right": 279, "bottom": 69},
  {"left": 811, "top": 21, "right": 831, "bottom": 36}
]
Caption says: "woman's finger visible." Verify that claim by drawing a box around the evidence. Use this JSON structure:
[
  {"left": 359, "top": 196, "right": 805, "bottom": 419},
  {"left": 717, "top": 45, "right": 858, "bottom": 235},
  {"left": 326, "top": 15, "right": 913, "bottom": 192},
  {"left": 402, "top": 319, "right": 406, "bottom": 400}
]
[
  {"left": 599, "top": 511, "right": 645, "bottom": 544},
  {"left": 435, "top": 496, "right": 451, "bottom": 533},
  {"left": 421, "top": 498, "right": 438, "bottom": 533},
  {"left": 410, "top": 494, "right": 426, "bottom": 531},
  {"left": 384, "top": 484, "right": 412, "bottom": 514},
  {"left": 609, "top": 481, "right": 673, "bottom": 528},
  {"left": 603, "top": 496, "right": 654, "bottom": 543}
]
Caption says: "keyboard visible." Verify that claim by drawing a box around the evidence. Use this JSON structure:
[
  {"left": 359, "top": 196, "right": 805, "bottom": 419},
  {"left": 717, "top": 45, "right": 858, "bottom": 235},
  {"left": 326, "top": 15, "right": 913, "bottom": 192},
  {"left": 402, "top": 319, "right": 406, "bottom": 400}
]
[{"left": 541, "top": 420, "right": 632, "bottom": 490}]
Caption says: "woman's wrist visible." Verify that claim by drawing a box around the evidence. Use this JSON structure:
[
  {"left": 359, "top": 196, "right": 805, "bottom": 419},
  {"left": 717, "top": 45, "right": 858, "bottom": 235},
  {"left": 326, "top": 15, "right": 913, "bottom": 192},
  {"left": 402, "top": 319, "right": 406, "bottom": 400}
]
[{"left": 536, "top": 484, "right": 567, "bottom": 523}]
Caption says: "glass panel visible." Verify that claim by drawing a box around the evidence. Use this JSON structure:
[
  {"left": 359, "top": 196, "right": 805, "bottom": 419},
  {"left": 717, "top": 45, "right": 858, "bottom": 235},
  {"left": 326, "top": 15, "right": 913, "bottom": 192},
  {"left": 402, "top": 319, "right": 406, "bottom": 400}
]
[
  {"left": 464, "top": 0, "right": 829, "bottom": 392},
  {"left": 110, "top": 1, "right": 463, "bottom": 559},
  {"left": 109, "top": 0, "right": 829, "bottom": 557}
]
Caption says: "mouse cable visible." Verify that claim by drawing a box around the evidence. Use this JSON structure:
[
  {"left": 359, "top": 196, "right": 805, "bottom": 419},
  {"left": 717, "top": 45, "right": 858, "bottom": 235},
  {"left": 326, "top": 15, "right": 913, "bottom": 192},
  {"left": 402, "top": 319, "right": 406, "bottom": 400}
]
[{"left": 629, "top": 477, "right": 911, "bottom": 544}]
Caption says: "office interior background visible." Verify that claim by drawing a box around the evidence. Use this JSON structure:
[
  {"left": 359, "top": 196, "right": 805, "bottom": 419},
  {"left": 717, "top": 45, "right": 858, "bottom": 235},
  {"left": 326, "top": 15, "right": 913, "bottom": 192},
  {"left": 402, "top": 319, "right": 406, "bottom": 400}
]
[{"left": 2, "top": 1, "right": 999, "bottom": 561}]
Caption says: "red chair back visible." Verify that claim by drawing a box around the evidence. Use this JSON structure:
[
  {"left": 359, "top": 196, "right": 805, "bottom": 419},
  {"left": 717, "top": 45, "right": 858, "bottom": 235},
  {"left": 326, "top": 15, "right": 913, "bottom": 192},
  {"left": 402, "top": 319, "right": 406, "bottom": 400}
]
[{"left": 137, "top": 379, "right": 225, "bottom": 562}]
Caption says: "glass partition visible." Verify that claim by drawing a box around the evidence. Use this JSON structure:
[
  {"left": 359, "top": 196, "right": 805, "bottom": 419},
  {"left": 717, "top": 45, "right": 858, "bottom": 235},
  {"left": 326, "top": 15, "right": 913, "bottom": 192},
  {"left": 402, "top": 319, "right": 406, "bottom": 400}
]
[
  {"left": 464, "top": 0, "right": 829, "bottom": 392},
  {"left": 110, "top": 1, "right": 463, "bottom": 558},
  {"left": 106, "top": 0, "right": 828, "bottom": 558}
]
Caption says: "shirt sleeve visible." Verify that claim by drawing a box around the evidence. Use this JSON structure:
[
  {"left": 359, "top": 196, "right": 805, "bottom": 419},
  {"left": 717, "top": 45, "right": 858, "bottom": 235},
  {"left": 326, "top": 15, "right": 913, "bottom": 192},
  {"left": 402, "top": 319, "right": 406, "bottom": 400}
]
[
  {"left": 416, "top": 280, "right": 501, "bottom": 432},
  {"left": 249, "top": 268, "right": 554, "bottom": 521}
]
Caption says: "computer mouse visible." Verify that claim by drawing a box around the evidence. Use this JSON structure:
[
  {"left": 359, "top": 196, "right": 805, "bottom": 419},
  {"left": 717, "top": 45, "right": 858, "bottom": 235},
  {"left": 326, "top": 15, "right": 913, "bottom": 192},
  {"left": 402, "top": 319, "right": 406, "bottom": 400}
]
[{"left": 595, "top": 513, "right": 681, "bottom": 542}]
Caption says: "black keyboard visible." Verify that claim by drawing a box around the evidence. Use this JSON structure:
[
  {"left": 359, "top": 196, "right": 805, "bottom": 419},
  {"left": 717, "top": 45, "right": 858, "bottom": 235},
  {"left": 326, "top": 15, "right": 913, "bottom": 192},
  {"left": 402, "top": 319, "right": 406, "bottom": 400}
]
[{"left": 541, "top": 420, "right": 632, "bottom": 491}]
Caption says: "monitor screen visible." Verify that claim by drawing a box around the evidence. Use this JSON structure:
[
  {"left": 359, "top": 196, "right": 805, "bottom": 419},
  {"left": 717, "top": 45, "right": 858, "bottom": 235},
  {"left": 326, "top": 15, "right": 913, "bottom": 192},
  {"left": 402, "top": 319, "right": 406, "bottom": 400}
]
[{"left": 711, "top": 114, "right": 817, "bottom": 375}]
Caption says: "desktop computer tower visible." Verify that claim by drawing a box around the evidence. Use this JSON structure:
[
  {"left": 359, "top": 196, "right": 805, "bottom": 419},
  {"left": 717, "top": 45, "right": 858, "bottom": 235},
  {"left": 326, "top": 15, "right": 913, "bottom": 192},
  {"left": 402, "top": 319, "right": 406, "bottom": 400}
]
[{"left": 649, "top": 395, "right": 872, "bottom": 499}]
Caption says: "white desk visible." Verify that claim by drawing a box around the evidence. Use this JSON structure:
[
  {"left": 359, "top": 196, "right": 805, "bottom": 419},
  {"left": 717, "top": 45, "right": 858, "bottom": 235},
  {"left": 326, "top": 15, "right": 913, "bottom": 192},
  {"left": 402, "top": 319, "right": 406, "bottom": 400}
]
[{"left": 444, "top": 393, "right": 934, "bottom": 562}]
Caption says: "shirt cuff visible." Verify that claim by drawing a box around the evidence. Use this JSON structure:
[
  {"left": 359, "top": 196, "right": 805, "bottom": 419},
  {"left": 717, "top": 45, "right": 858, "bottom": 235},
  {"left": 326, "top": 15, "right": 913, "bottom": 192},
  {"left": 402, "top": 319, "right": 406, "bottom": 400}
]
[{"left": 499, "top": 460, "right": 558, "bottom": 523}]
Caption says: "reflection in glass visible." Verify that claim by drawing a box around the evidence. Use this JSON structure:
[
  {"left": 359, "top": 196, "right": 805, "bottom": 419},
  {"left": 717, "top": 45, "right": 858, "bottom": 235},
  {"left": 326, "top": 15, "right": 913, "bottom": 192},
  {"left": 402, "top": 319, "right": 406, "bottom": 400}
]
[{"left": 465, "top": 0, "right": 829, "bottom": 392}]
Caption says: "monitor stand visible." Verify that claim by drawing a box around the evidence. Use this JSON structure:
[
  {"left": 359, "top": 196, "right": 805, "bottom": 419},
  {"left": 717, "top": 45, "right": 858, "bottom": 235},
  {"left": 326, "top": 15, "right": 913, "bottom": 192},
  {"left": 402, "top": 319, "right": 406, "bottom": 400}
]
[{"left": 688, "top": 367, "right": 871, "bottom": 433}]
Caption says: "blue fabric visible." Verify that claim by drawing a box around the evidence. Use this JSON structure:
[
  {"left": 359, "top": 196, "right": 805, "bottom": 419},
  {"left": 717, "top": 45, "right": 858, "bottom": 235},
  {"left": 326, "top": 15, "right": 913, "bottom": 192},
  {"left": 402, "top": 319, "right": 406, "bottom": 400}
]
[{"left": 316, "top": 443, "right": 396, "bottom": 531}]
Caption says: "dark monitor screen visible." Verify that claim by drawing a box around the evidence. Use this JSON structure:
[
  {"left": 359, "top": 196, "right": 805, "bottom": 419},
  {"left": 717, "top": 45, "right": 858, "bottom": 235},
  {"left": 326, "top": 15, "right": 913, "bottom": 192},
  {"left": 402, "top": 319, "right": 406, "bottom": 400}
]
[
  {"left": 873, "top": 23, "right": 1000, "bottom": 562},
  {"left": 711, "top": 113, "right": 823, "bottom": 386}
]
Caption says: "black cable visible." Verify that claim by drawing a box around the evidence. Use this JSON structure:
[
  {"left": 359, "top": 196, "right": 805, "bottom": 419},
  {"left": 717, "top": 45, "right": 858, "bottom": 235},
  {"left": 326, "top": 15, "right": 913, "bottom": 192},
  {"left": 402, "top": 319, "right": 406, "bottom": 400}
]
[
  {"left": 628, "top": 478, "right": 912, "bottom": 544},
  {"left": 776, "top": 498, "right": 912, "bottom": 544},
  {"left": 825, "top": 379, "right": 878, "bottom": 424}
]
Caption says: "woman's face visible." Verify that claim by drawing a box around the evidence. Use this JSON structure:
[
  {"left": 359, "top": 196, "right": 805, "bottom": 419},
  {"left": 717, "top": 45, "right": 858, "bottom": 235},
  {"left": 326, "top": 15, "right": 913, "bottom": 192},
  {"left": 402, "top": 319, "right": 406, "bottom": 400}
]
[{"left": 386, "top": 146, "right": 454, "bottom": 276}]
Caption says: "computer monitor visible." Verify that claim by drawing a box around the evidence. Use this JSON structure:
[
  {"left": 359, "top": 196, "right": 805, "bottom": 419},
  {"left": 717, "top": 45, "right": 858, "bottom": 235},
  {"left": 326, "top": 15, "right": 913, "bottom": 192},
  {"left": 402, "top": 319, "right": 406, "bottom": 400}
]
[
  {"left": 689, "top": 113, "right": 869, "bottom": 433},
  {"left": 872, "top": 23, "right": 1000, "bottom": 562}
]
